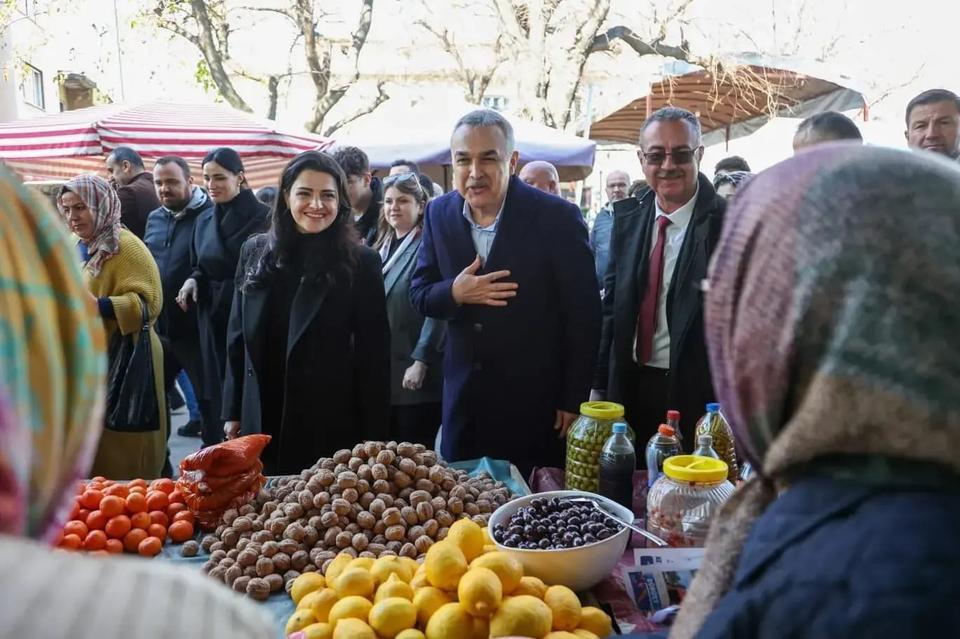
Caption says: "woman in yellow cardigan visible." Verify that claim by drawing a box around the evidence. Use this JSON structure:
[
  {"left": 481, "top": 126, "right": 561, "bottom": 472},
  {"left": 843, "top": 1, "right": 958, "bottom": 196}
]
[{"left": 58, "top": 174, "right": 167, "bottom": 479}]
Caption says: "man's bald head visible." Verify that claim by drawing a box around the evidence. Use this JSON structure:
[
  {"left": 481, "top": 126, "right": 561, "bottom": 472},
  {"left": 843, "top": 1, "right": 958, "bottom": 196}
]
[{"left": 519, "top": 160, "right": 560, "bottom": 195}]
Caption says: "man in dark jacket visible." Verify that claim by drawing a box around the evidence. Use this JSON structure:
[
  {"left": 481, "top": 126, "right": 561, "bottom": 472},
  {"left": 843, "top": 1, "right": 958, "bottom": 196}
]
[
  {"left": 410, "top": 109, "right": 600, "bottom": 475},
  {"left": 331, "top": 145, "right": 383, "bottom": 245},
  {"left": 593, "top": 107, "right": 724, "bottom": 447},
  {"left": 144, "top": 156, "right": 215, "bottom": 439},
  {"left": 105, "top": 146, "right": 160, "bottom": 238}
]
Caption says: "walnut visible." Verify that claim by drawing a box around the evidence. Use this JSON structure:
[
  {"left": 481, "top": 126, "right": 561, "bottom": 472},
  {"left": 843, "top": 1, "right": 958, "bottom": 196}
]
[
  {"left": 370, "top": 463, "right": 389, "bottom": 482},
  {"left": 260, "top": 541, "right": 279, "bottom": 558},
  {"left": 337, "top": 471, "right": 359, "bottom": 490},
  {"left": 291, "top": 550, "right": 309, "bottom": 571},
  {"left": 347, "top": 457, "right": 363, "bottom": 472},
  {"left": 441, "top": 479, "right": 456, "bottom": 492},
  {"left": 415, "top": 479, "right": 435, "bottom": 492},
  {"left": 237, "top": 549, "right": 258, "bottom": 567},
  {"left": 399, "top": 542, "right": 418, "bottom": 559},
  {"left": 210, "top": 549, "right": 228, "bottom": 562},
  {"left": 385, "top": 525, "right": 407, "bottom": 542},
  {"left": 437, "top": 527, "right": 449, "bottom": 540},
  {"left": 336, "top": 531, "right": 353, "bottom": 549},
  {"left": 471, "top": 514, "right": 489, "bottom": 526},
  {"left": 317, "top": 469, "right": 336, "bottom": 487},
  {"left": 311, "top": 548, "right": 335, "bottom": 566},
  {"left": 244, "top": 565, "right": 258, "bottom": 578},
  {"left": 284, "top": 523, "right": 306, "bottom": 542},
  {"left": 352, "top": 533, "right": 369, "bottom": 551},
  {"left": 408, "top": 490, "right": 430, "bottom": 507},
  {"left": 323, "top": 527, "right": 342, "bottom": 547},
  {"left": 237, "top": 538, "right": 251, "bottom": 551},
  {"left": 222, "top": 529, "right": 240, "bottom": 548},
  {"left": 465, "top": 503, "right": 480, "bottom": 517},
  {"left": 246, "top": 577, "right": 271, "bottom": 601},
  {"left": 219, "top": 557, "right": 237, "bottom": 569},
  {"left": 210, "top": 541, "right": 225, "bottom": 554},
  {"left": 476, "top": 499, "right": 493, "bottom": 513},
  {"left": 298, "top": 490, "right": 314, "bottom": 510},
  {"left": 180, "top": 540, "right": 200, "bottom": 557},
  {"left": 397, "top": 490, "right": 413, "bottom": 502},
  {"left": 262, "top": 502, "right": 278, "bottom": 516},
  {"left": 341, "top": 488, "right": 359, "bottom": 503},
  {"left": 208, "top": 566, "right": 227, "bottom": 581},
  {"left": 332, "top": 499, "right": 352, "bottom": 517},
  {"left": 268, "top": 519, "right": 287, "bottom": 537},
  {"left": 200, "top": 535, "right": 218, "bottom": 552},
  {"left": 359, "top": 493, "right": 376, "bottom": 509},
  {"left": 232, "top": 516, "right": 253, "bottom": 532},
  {"left": 381, "top": 508, "right": 404, "bottom": 527},
  {"left": 227, "top": 548, "right": 240, "bottom": 560},
  {"left": 225, "top": 564, "right": 243, "bottom": 585},
  {"left": 447, "top": 498, "right": 464, "bottom": 515},
  {"left": 319, "top": 458, "right": 337, "bottom": 471},
  {"left": 256, "top": 556, "right": 275, "bottom": 577},
  {"left": 416, "top": 502, "right": 434, "bottom": 523},
  {"left": 356, "top": 464, "right": 373, "bottom": 482},
  {"left": 393, "top": 471, "right": 412, "bottom": 489},
  {"left": 373, "top": 521, "right": 387, "bottom": 536},
  {"left": 265, "top": 573, "right": 284, "bottom": 592},
  {"left": 428, "top": 466, "right": 445, "bottom": 485},
  {"left": 333, "top": 449, "right": 352, "bottom": 464},
  {"left": 415, "top": 536, "right": 434, "bottom": 554},
  {"left": 423, "top": 519, "right": 439, "bottom": 538},
  {"left": 356, "top": 479, "right": 371, "bottom": 495},
  {"left": 303, "top": 525, "right": 320, "bottom": 546},
  {"left": 272, "top": 552, "right": 291, "bottom": 572},
  {"left": 430, "top": 496, "right": 447, "bottom": 512},
  {"left": 222, "top": 509, "right": 239, "bottom": 525},
  {"left": 407, "top": 525, "right": 426, "bottom": 542},
  {"left": 232, "top": 575, "right": 252, "bottom": 593},
  {"left": 386, "top": 541, "right": 403, "bottom": 554},
  {"left": 449, "top": 485, "right": 467, "bottom": 501},
  {"left": 351, "top": 443, "right": 366, "bottom": 459},
  {"left": 356, "top": 511, "right": 376, "bottom": 530},
  {"left": 376, "top": 450, "right": 397, "bottom": 466},
  {"left": 372, "top": 479, "right": 392, "bottom": 495},
  {"left": 252, "top": 530, "right": 274, "bottom": 544},
  {"left": 377, "top": 493, "right": 395, "bottom": 508},
  {"left": 283, "top": 503, "right": 304, "bottom": 519},
  {"left": 320, "top": 511, "right": 339, "bottom": 528},
  {"left": 367, "top": 542, "right": 387, "bottom": 555},
  {"left": 363, "top": 441, "right": 382, "bottom": 458},
  {"left": 395, "top": 457, "right": 415, "bottom": 476},
  {"left": 401, "top": 507, "right": 419, "bottom": 526},
  {"left": 278, "top": 539, "right": 300, "bottom": 555}
]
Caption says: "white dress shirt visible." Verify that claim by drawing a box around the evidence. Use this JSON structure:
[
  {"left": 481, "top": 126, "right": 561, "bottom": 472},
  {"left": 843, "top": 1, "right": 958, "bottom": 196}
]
[
  {"left": 634, "top": 187, "right": 698, "bottom": 369},
  {"left": 462, "top": 196, "right": 507, "bottom": 266}
]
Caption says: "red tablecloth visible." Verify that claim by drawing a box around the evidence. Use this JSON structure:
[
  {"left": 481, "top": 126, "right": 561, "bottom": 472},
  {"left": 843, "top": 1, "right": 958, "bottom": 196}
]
[{"left": 529, "top": 467, "right": 664, "bottom": 634}]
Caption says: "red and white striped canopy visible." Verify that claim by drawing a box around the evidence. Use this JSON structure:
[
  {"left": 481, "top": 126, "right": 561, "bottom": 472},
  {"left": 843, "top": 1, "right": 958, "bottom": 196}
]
[{"left": 0, "top": 101, "right": 333, "bottom": 189}]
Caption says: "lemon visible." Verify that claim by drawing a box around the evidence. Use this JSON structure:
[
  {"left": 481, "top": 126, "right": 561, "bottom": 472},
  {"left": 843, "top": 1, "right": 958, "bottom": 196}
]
[
  {"left": 299, "top": 622, "right": 334, "bottom": 639},
  {"left": 482, "top": 544, "right": 497, "bottom": 554},
  {"left": 332, "top": 617, "right": 377, "bottom": 639},
  {"left": 346, "top": 557, "right": 376, "bottom": 573},
  {"left": 396, "top": 630, "right": 426, "bottom": 639},
  {"left": 458, "top": 567, "right": 502, "bottom": 618},
  {"left": 376, "top": 572, "right": 416, "bottom": 602},
  {"left": 291, "top": 572, "right": 327, "bottom": 605},
  {"left": 446, "top": 518, "right": 485, "bottom": 562},
  {"left": 410, "top": 565, "right": 430, "bottom": 589},
  {"left": 544, "top": 585, "right": 581, "bottom": 630},
  {"left": 573, "top": 630, "right": 600, "bottom": 639},
  {"left": 400, "top": 556, "right": 420, "bottom": 576},
  {"left": 469, "top": 551, "right": 524, "bottom": 594},
  {"left": 285, "top": 608, "right": 317, "bottom": 636},
  {"left": 412, "top": 586, "right": 454, "bottom": 627},
  {"left": 300, "top": 588, "right": 339, "bottom": 623},
  {"left": 369, "top": 597, "right": 418, "bottom": 638},
  {"left": 471, "top": 615, "right": 490, "bottom": 639},
  {"left": 577, "top": 607, "right": 612, "bottom": 638},
  {"left": 372, "top": 555, "right": 415, "bottom": 584},
  {"left": 489, "top": 595, "right": 552, "bottom": 638},
  {"left": 327, "top": 595, "right": 374, "bottom": 627},
  {"left": 512, "top": 575, "right": 548, "bottom": 599},
  {"left": 480, "top": 526, "right": 493, "bottom": 546},
  {"left": 333, "top": 567, "right": 375, "bottom": 598},
  {"left": 325, "top": 553, "right": 354, "bottom": 582},
  {"left": 424, "top": 541, "right": 468, "bottom": 591},
  {"left": 544, "top": 633, "right": 581, "bottom": 639},
  {"left": 425, "top": 602, "right": 472, "bottom": 639}
]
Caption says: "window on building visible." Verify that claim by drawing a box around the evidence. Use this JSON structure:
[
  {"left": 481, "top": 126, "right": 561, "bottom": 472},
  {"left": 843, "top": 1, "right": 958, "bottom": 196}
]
[
  {"left": 21, "top": 63, "right": 44, "bottom": 109},
  {"left": 481, "top": 95, "right": 509, "bottom": 111}
]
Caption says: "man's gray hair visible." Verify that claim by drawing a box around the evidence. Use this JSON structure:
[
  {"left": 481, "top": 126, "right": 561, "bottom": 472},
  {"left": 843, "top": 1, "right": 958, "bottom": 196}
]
[
  {"left": 639, "top": 107, "right": 703, "bottom": 146},
  {"left": 453, "top": 109, "right": 516, "bottom": 154}
]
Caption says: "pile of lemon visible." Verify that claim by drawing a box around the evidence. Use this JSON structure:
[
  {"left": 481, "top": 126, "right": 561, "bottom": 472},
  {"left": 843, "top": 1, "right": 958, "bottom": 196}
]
[{"left": 285, "top": 518, "right": 614, "bottom": 639}]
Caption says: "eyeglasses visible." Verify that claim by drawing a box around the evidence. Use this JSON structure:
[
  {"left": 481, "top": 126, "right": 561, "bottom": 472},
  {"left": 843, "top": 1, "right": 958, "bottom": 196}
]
[
  {"left": 640, "top": 148, "right": 701, "bottom": 166},
  {"left": 383, "top": 171, "right": 425, "bottom": 197}
]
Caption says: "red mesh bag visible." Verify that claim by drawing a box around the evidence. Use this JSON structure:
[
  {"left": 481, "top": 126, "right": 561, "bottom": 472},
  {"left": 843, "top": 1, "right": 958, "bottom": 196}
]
[{"left": 178, "top": 434, "right": 271, "bottom": 476}]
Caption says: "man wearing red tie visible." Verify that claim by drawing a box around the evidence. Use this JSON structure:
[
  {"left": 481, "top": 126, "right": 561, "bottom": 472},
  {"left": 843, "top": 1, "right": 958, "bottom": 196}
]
[{"left": 592, "top": 107, "right": 725, "bottom": 447}]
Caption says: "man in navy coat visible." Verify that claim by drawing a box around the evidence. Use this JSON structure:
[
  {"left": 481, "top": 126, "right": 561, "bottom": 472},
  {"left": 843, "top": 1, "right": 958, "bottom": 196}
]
[{"left": 410, "top": 109, "right": 600, "bottom": 475}]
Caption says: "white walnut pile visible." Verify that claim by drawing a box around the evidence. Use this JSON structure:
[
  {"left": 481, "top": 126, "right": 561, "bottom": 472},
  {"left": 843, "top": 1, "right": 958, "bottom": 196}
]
[{"left": 198, "top": 440, "right": 513, "bottom": 599}]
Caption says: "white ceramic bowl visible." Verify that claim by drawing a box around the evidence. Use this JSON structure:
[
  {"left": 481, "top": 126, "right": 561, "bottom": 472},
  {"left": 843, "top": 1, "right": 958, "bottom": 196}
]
[{"left": 488, "top": 490, "right": 632, "bottom": 592}]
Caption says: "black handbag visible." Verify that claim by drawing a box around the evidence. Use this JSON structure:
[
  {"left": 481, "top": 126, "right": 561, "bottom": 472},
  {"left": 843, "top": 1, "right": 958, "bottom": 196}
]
[{"left": 105, "top": 295, "right": 160, "bottom": 432}]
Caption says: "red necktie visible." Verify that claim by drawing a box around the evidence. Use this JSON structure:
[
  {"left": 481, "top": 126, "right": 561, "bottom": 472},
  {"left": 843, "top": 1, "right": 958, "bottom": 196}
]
[{"left": 636, "top": 215, "right": 672, "bottom": 364}]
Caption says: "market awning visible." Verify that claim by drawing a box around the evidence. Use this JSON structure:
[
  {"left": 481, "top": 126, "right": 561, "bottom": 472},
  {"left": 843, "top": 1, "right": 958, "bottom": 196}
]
[
  {"left": 0, "top": 101, "right": 333, "bottom": 188},
  {"left": 589, "top": 54, "right": 866, "bottom": 147},
  {"left": 332, "top": 97, "right": 596, "bottom": 183}
]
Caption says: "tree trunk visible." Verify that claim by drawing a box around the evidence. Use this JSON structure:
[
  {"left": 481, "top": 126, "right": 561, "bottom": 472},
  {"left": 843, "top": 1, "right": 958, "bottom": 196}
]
[{"left": 188, "top": 0, "right": 252, "bottom": 113}]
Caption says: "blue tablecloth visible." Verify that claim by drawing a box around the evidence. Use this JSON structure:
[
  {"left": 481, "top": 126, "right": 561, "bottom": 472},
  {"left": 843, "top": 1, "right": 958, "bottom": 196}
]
[{"left": 161, "top": 458, "right": 528, "bottom": 638}]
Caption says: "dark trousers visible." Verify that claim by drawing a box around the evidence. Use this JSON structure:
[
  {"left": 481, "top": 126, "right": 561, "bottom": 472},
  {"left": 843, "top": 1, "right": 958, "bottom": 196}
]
[
  {"left": 161, "top": 335, "right": 219, "bottom": 450},
  {"left": 389, "top": 402, "right": 442, "bottom": 448},
  {"left": 617, "top": 364, "right": 671, "bottom": 467}
]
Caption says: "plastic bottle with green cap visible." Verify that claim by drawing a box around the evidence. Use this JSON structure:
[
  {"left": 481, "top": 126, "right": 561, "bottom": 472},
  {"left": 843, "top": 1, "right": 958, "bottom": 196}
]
[{"left": 598, "top": 422, "right": 636, "bottom": 510}]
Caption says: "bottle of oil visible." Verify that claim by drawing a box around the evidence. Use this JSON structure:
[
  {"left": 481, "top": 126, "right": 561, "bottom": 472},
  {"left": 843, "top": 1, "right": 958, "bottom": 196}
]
[{"left": 695, "top": 404, "right": 738, "bottom": 482}]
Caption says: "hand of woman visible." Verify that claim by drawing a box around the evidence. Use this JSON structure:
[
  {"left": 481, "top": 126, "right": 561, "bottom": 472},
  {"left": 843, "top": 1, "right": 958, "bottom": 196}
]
[
  {"left": 177, "top": 278, "right": 198, "bottom": 311},
  {"left": 223, "top": 420, "right": 241, "bottom": 440},
  {"left": 402, "top": 360, "right": 428, "bottom": 391}
]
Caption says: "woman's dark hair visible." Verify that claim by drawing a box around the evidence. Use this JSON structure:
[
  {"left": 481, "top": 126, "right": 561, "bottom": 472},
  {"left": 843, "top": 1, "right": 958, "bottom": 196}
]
[
  {"left": 243, "top": 151, "right": 359, "bottom": 291},
  {"left": 373, "top": 172, "right": 429, "bottom": 250},
  {"left": 256, "top": 186, "right": 278, "bottom": 209},
  {"left": 202, "top": 147, "right": 249, "bottom": 189}
]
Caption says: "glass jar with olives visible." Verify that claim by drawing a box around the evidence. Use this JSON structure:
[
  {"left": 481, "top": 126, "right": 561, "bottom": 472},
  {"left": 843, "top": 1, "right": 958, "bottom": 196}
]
[{"left": 565, "top": 402, "right": 633, "bottom": 492}]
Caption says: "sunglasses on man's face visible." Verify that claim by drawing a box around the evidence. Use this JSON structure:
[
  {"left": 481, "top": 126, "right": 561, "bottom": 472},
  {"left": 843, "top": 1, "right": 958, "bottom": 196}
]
[{"left": 641, "top": 148, "right": 700, "bottom": 166}]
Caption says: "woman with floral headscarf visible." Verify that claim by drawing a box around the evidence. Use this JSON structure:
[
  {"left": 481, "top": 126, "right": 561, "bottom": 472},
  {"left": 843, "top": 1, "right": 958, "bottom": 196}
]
[
  {"left": 671, "top": 145, "right": 960, "bottom": 638},
  {"left": 59, "top": 174, "right": 167, "bottom": 479},
  {"left": 1, "top": 165, "right": 275, "bottom": 639}
]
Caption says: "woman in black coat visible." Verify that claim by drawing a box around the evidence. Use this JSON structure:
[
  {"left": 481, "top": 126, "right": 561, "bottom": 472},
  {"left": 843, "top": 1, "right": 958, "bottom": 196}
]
[
  {"left": 373, "top": 172, "right": 445, "bottom": 447},
  {"left": 177, "top": 148, "right": 269, "bottom": 447},
  {"left": 222, "top": 151, "right": 390, "bottom": 474}
]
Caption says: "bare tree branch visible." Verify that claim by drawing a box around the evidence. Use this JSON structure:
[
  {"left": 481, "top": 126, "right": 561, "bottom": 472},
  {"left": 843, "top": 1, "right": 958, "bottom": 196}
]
[
  {"left": 588, "top": 24, "right": 691, "bottom": 60},
  {"left": 322, "top": 81, "right": 390, "bottom": 137},
  {"left": 416, "top": 15, "right": 505, "bottom": 104}
]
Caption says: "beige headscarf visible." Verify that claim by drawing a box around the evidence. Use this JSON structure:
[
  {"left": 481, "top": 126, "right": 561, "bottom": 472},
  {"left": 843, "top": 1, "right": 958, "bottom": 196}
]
[{"left": 671, "top": 145, "right": 960, "bottom": 637}]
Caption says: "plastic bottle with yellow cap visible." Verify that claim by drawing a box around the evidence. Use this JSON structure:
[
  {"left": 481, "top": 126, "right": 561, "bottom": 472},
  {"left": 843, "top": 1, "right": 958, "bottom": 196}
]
[
  {"left": 565, "top": 401, "right": 633, "bottom": 492},
  {"left": 645, "top": 455, "right": 735, "bottom": 547}
]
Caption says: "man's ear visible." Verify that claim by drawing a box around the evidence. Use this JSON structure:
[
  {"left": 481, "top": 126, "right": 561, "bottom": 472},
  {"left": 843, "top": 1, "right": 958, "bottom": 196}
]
[
  {"left": 509, "top": 150, "right": 520, "bottom": 175},
  {"left": 122, "top": 160, "right": 133, "bottom": 174}
]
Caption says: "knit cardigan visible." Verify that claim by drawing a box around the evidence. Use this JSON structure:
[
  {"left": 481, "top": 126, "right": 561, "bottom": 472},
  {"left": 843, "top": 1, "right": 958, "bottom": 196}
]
[{"left": 84, "top": 228, "right": 167, "bottom": 479}]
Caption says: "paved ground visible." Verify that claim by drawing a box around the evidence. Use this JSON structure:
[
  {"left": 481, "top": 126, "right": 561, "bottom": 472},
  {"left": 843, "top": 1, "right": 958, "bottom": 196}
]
[{"left": 168, "top": 405, "right": 200, "bottom": 477}]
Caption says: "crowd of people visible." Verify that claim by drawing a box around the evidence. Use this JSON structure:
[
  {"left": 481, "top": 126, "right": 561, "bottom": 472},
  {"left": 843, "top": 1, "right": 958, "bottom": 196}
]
[{"left": 0, "top": 84, "right": 958, "bottom": 637}]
